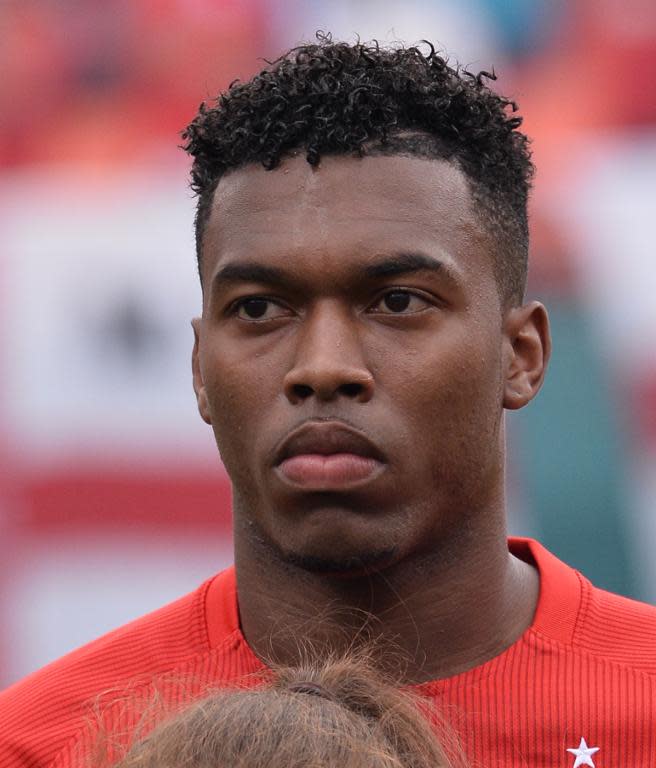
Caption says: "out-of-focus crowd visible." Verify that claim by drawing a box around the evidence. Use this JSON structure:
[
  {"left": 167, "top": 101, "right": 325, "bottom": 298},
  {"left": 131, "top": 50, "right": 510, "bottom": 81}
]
[{"left": 2, "top": 1, "right": 655, "bottom": 166}]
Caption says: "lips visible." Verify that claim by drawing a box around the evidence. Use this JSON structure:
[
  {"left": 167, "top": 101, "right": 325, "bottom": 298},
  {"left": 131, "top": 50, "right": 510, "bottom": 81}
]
[{"left": 273, "top": 421, "right": 386, "bottom": 490}]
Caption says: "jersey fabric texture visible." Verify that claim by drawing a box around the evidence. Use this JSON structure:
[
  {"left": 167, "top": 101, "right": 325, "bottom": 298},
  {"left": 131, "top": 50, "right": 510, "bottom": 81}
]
[{"left": 1, "top": 538, "right": 655, "bottom": 768}]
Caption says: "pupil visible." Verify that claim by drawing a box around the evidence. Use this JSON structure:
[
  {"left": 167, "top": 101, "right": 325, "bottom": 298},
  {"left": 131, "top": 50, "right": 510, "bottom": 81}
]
[
  {"left": 244, "top": 298, "right": 268, "bottom": 318},
  {"left": 384, "top": 291, "right": 411, "bottom": 312}
]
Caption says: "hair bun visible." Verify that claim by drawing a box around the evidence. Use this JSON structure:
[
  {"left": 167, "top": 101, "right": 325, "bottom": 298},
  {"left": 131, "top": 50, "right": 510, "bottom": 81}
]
[{"left": 286, "top": 681, "right": 333, "bottom": 699}]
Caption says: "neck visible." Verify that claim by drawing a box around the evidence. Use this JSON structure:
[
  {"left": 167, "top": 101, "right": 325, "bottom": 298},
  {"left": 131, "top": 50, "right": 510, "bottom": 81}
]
[{"left": 234, "top": 521, "right": 539, "bottom": 683}]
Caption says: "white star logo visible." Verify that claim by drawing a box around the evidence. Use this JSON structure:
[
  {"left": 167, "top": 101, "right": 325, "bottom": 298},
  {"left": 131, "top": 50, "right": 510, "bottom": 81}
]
[{"left": 567, "top": 737, "right": 600, "bottom": 767}]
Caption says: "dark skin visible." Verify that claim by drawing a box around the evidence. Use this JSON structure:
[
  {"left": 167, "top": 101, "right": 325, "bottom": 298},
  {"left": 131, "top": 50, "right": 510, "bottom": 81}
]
[{"left": 192, "top": 153, "right": 551, "bottom": 682}]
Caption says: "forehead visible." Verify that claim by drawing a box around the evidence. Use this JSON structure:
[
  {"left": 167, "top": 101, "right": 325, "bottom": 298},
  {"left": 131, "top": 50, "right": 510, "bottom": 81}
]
[{"left": 201, "top": 153, "right": 493, "bottom": 290}]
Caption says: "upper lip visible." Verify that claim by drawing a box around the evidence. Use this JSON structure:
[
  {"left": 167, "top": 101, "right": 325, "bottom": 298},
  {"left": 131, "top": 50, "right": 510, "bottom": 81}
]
[{"left": 273, "top": 421, "right": 387, "bottom": 465}]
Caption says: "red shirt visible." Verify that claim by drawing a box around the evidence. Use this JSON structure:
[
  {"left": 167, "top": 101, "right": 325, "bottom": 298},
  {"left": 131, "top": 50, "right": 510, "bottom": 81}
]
[{"left": 1, "top": 538, "right": 655, "bottom": 768}]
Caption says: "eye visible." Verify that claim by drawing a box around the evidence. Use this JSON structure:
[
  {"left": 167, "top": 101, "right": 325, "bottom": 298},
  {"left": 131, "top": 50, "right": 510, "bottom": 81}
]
[
  {"left": 234, "top": 297, "right": 291, "bottom": 321},
  {"left": 370, "top": 289, "right": 432, "bottom": 314}
]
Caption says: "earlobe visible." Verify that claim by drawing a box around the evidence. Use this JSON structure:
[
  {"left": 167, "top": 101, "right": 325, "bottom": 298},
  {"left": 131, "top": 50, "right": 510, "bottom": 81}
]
[
  {"left": 502, "top": 301, "right": 551, "bottom": 411},
  {"left": 191, "top": 318, "right": 213, "bottom": 425}
]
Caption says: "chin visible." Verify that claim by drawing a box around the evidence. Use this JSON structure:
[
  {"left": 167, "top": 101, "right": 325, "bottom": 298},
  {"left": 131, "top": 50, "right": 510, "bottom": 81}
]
[
  {"left": 239, "top": 497, "right": 407, "bottom": 576},
  {"left": 279, "top": 545, "right": 399, "bottom": 577}
]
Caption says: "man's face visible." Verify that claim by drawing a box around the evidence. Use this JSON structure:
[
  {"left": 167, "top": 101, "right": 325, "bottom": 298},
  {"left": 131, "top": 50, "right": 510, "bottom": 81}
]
[{"left": 193, "top": 153, "right": 509, "bottom": 573}]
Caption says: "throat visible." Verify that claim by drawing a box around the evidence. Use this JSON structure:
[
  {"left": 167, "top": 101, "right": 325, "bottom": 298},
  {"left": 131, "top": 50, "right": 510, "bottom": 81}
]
[{"left": 234, "top": 536, "right": 539, "bottom": 684}]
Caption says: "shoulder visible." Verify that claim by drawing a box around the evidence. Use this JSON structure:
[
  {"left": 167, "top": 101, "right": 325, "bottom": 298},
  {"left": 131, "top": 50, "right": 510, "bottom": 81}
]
[
  {"left": 513, "top": 537, "right": 656, "bottom": 676},
  {"left": 0, "top": 569, "right": 237, "bottom": 768},
  {"left": 574, "top": 577, "right": 656, "bottom": 674}
]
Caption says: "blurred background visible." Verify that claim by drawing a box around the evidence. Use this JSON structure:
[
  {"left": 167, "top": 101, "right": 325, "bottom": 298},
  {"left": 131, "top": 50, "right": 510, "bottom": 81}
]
[{"left": 0, "top": 0, "right": 655, "bottom": 687}]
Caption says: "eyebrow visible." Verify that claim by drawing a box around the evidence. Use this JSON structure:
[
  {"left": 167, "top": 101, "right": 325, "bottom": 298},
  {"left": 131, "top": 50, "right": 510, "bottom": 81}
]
[
  {"left": 363, "top": 252, "right": 454, "bottom": 280},
  {"left": 211, "top": 262, "right": 289, "bottom": 292},
  {"left": 210, "top": 251, "right": 458, "bottom": 294}
]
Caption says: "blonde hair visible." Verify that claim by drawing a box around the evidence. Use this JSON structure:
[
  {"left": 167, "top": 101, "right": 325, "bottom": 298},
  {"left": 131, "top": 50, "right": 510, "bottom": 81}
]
[{"left": 107, "top": 653, "right": 462, "bottom": 768}]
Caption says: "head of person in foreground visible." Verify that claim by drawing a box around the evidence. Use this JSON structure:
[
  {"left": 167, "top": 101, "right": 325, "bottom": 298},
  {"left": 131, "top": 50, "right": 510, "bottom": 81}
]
[{"left": 109, "top": 655, "right": 462, "bottom": 768}]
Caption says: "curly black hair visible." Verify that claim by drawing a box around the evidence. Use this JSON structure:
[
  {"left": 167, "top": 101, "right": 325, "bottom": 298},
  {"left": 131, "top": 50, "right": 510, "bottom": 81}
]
[{"left": 182, "top": 35, "right": 533, "bottom": 304}]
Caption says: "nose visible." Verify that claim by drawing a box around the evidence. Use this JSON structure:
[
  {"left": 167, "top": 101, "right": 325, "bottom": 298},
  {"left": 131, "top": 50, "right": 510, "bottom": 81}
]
[{"left": 283, "top": 302, "right": 375, "bottom": 405}]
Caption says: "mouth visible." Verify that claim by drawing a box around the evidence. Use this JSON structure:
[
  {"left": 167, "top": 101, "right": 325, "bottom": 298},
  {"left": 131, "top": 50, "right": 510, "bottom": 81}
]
[{"left": 272, "top": 421, "right": 387, "bottom": 491}]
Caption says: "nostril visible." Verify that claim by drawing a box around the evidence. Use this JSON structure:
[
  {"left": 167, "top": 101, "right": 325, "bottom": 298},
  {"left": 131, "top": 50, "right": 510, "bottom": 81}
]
[
  {"left": 340, "top": 382, "right": 363, "bottom": 398},
  {"left": 293, "top": 384, "right": 314, "bottom": 400}
]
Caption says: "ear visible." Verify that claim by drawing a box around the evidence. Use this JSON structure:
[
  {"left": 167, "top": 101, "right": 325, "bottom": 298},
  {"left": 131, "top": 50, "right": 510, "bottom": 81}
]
[
  {"left": 191, "top": 318, "right": 212, "bottom": 425},
  {"left": 502, "top": 301, "right": 551, "bottom": 410}
]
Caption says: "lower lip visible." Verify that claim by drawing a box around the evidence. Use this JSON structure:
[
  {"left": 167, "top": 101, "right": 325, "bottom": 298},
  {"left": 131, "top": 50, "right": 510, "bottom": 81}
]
[{"left": 277, "top": 453, "right": 383, "bottom": 489}]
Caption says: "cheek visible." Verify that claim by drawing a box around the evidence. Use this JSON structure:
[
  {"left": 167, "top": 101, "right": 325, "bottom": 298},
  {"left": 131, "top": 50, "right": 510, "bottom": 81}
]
[
  {"left": 201, "top": 348, "right": 281, "bottom": 471},
  {"left": 394, "top": 329, "right": 504, "bottom": 463}
]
